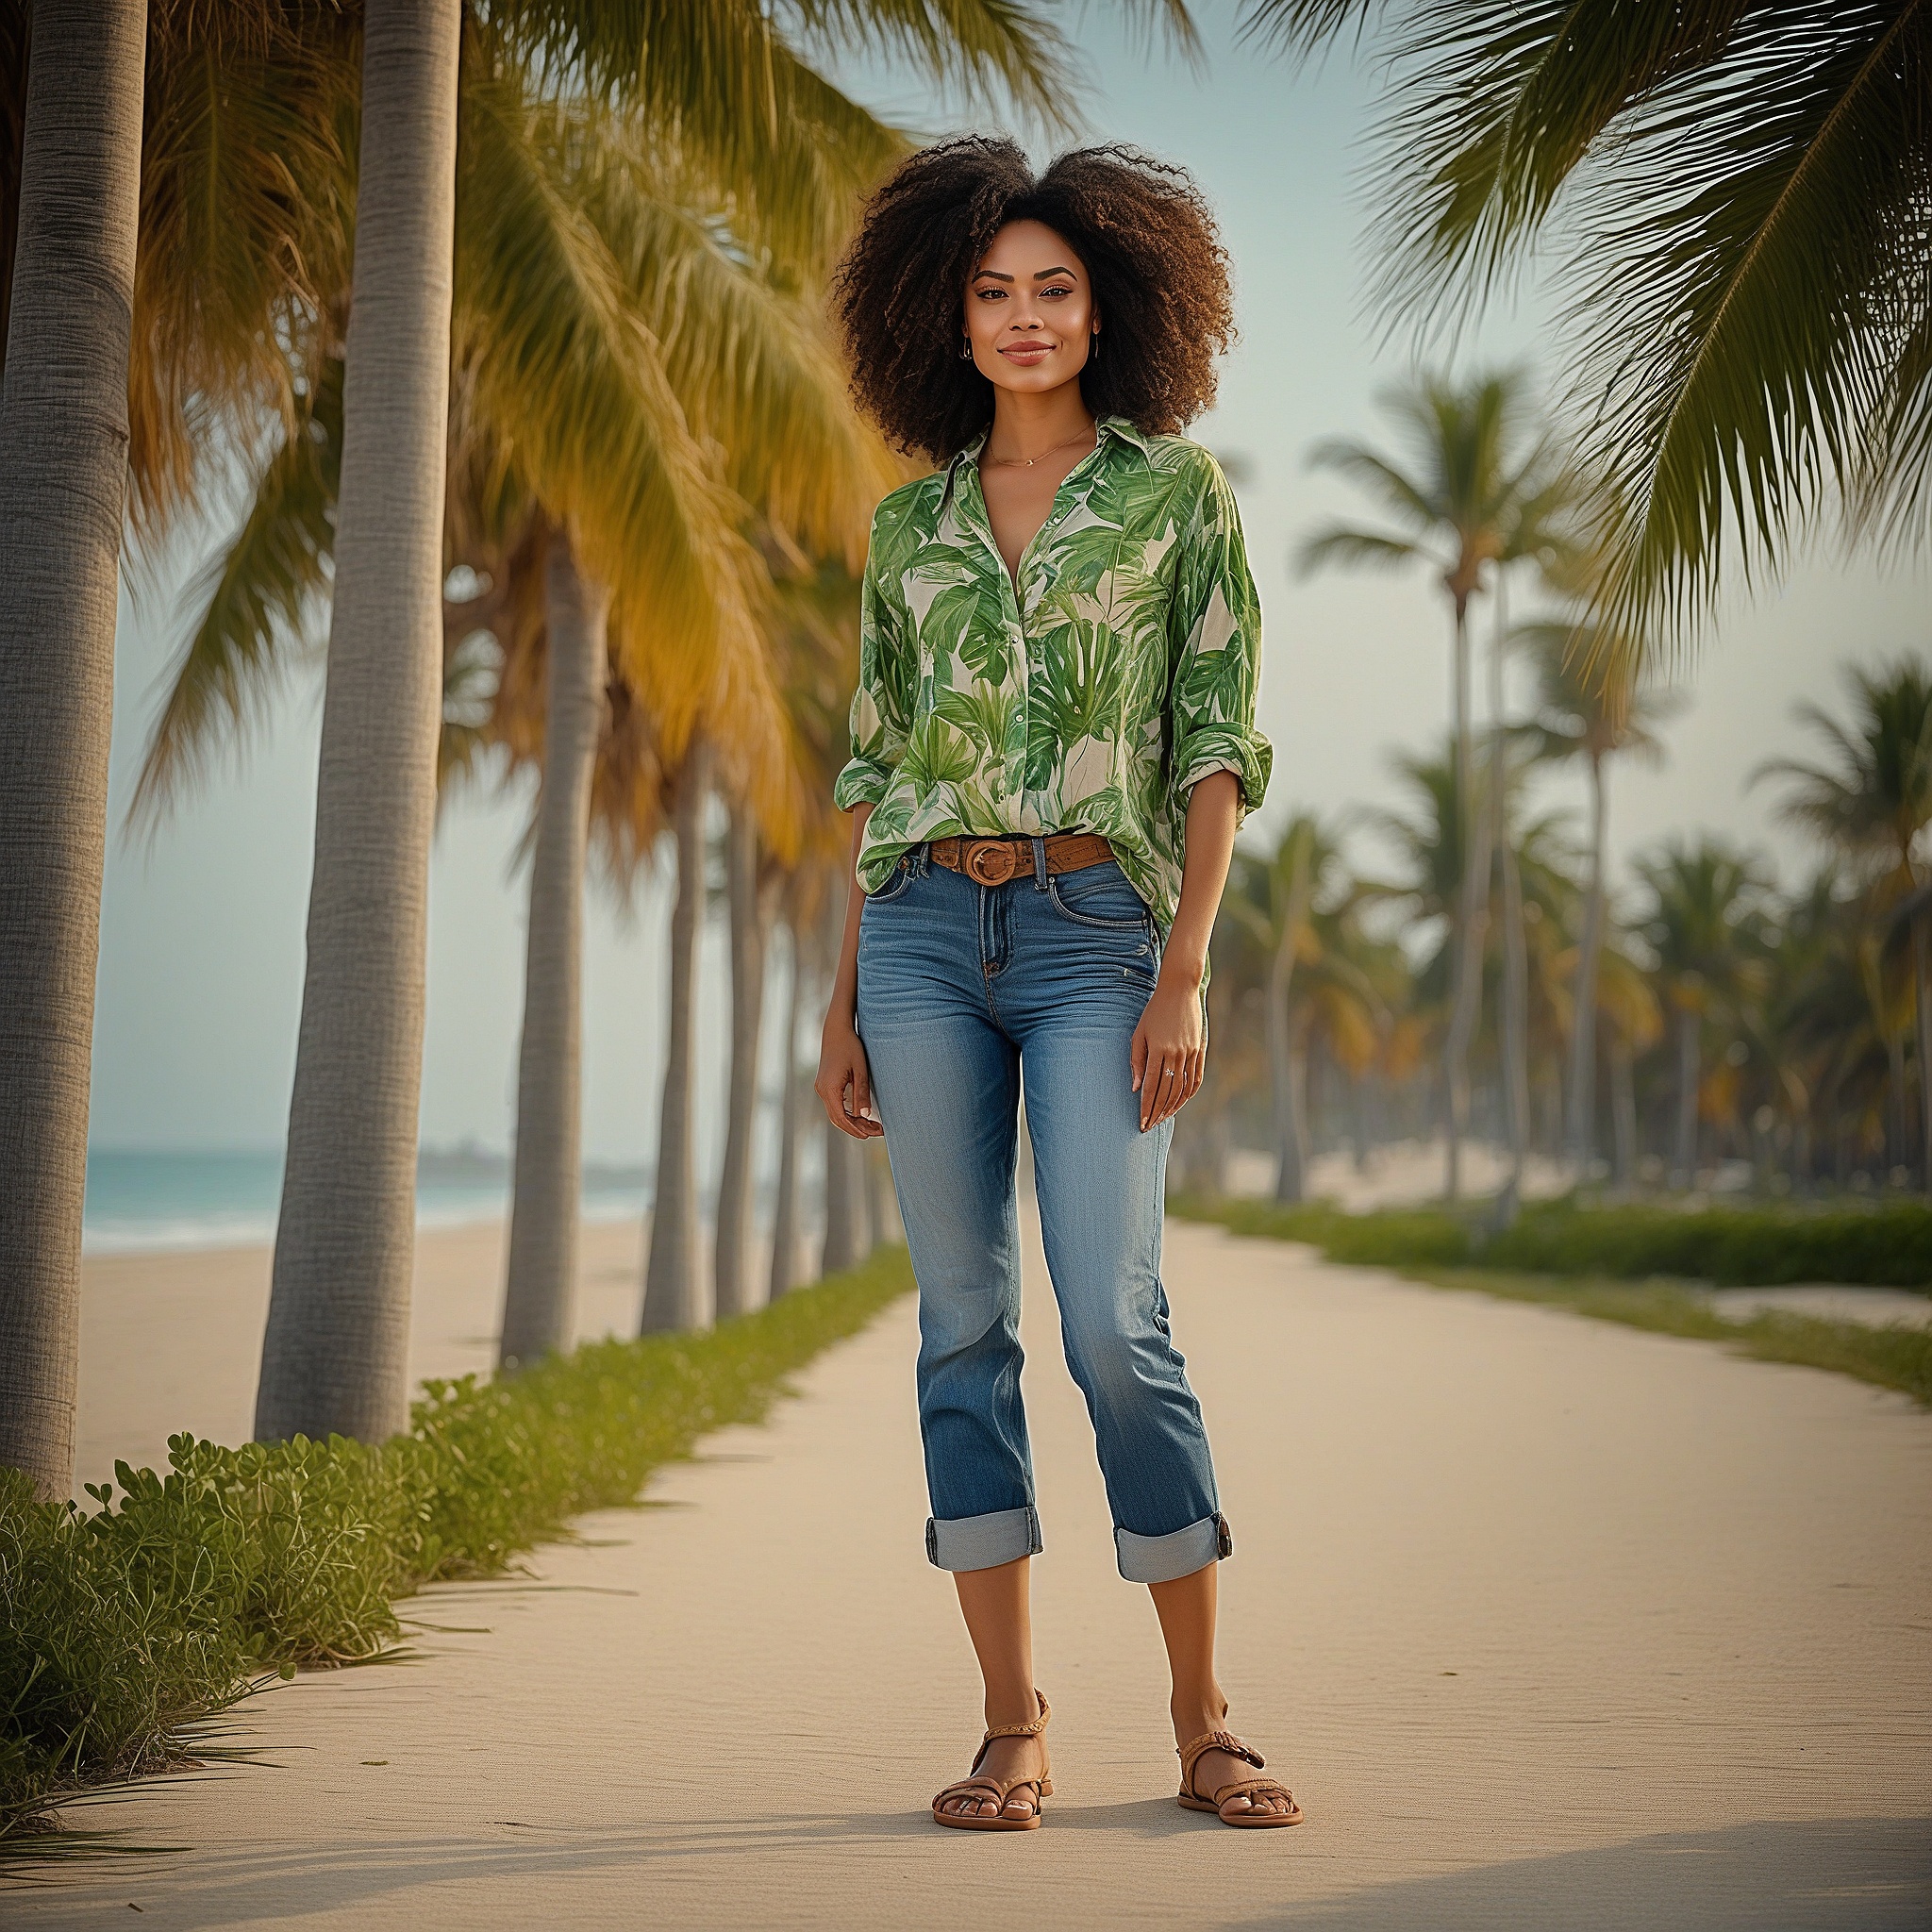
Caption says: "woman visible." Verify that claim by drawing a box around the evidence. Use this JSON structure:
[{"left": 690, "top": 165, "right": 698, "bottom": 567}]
[{"left": 817, "top": 138, "right": 1298, "bottom": 1833}]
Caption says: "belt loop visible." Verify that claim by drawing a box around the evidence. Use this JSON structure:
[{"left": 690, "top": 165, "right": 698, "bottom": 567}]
[
  {"left": 914, "top": 840, "right": 930, "bottom": 876},
  {"left": 1030, "top": 834, "right": 1047, "bottom": 890}
]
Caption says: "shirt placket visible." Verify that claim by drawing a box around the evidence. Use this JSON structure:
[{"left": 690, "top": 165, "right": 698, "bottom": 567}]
[{"left": 958, "top": 454, "right": 1093, "bottom": 833}]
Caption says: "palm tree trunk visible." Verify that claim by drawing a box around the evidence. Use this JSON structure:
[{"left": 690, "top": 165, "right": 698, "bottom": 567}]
[
  {"left": 1498, "top": 833, "right": 1529, "bottom": 1226},
  {"left": 1267, "top": 936, "right": 1302, "bottom": 1202},
  {"left": 499, "top": 531, "right": 607, "bottom": 1370},
  {"left": 713, "top": 800, "right": 769, "bottom": 1321},
  {"left": 766, "top": 917, "right": 805, "bottom": 1302},
  {"left": 253, "top": 0, "right": 460, "bottom": 1446},
  {"left": 868, "top": 1140, "right": 902, "bottom": 1244},
  {"left": 0, "top": 0, "right": 146, "bottom": 1499},
  {"left": 817, "top": 882, "right": 864, "bottom": 1276},
  {"left": 1566, "top": 752, "right": 1609, "bottom": 1176},
  {"left": 1913, "top": 913, "right": 1932, "bottom": 1200},
  {"left": 1672, "top": 1004, "right": 1699, "bottom": 1190},
  {"left": 1487, "top": 589, "right": 1526, "bottom": 1224},
  {"left": 1609, "top": 1037, "right": 1637, "bottom": 1192},
  {"left": 641, "top": 731, "right": 711, "bottom": 1332},
  {"left": 820, "top": 1115, "right": 863, "bottom": 1274},
  {"left": 1444, "top": 601, "right": 1484, "bottom": 1202}
]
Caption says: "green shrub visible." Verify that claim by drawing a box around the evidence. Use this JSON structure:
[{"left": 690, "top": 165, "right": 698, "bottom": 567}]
[
  {"left": 1170, "top": 1191, "right": 1932, "bottom": 1289},
  {"left": 0, "top": 1245, "right": 913, "bottom": 1840}
]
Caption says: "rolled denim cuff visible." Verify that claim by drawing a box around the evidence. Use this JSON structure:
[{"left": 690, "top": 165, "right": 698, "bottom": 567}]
[
  {"left": 926, "top": 1505, "right": 1042, "bottom": 1573},
  {"left": 1114, "top": 1511, "right": 1231, "bottom": 1584}
]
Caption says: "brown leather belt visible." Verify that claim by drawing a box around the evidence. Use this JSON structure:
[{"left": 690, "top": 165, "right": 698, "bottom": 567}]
[{"left": 926, "top": 829, "right": 1116, "bottom": 886}]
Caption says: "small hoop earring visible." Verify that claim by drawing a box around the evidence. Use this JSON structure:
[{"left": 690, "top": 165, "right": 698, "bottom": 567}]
[{"left": 960, "top": 336, "right": 974, "bottom": 360}]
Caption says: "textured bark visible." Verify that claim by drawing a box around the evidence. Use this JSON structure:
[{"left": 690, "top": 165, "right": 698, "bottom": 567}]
[
  {"left": 641, "top": 733, "right": 711, "bottom": 1332},
  {"left": 499, "top": 534, "right": 608, "bottom": 1370},
  {"left": 1442, "top": 603, "right": 1485, "bottom": 1202},
  {"left": 1565, "top": 753, "right": 1609, "bottom": 1175},
  {"left": 713, "top": 802, "right": 774, "bottom": 1321},
  {"left": 766, "top": 919, "right": 806, "bottom": 1302},
  {"left": 0, "top": 0, "right": 146, "bottom": 1499},
  {"left": 255, "top": 0, "right": 460, "bottom": 1445}
]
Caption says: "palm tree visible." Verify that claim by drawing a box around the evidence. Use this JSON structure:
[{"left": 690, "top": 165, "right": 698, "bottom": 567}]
[
  {"left": 640, "top": 732, "right": 714, "bottom": 1330},
  {"left": 250, "top": 0, "right": 466, "bottom": 1445},
  {"left": 1635, "top": 840, "right": 1772, "bottom": 1189},
  {"left": 1592, "top": 940, "right": 1664, "bottom": 1190},
  {"left": 498, "top": 526, "right": 607, "bottom": 1369},
  {"left": 1299, "top": 368, "right": 1566, "bottom": 1199},
  {"left": 1228, "top": 811, "right": 1354, "bottom": 1202},
  {"left": 1519, "top": 619, "right": 1675, "bottom": 1176},
  {"left": 1248, "top": 2, "right": 1932, "bottom": 642},
  {"left": 1755, "top": 658, "right": 1932, "bottom": 1194},
  {"left": 231, "top": 0, "right": 1073, "bottom": 1437},
  {"left": 132, "top": 24, "right": 940, "bottom": 1383},
  {"left": 0, "top": 0, "right": 147, "bottom": 1500}
]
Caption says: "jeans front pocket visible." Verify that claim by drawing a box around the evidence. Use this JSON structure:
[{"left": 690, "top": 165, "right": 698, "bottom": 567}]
[
  {"left": 1044, "top": 858, "right": 1154, "bottom": 933},
  {"left": 861, "top": 851, "right": 918, "bottom": 906}
]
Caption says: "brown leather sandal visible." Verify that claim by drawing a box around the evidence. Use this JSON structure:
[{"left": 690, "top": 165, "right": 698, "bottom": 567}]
[
  {"left": 1177, "top": 1725, "right": 1303, "bottom": 1828},
  {"left": 931, "top": 1690, "right": 1053, "bottom": 1830}
]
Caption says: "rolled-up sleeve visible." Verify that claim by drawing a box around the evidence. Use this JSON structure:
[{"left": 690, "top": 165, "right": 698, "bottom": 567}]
[
  {"left": 832, "top": 513, "right": 913, "bottom": 813},
  {"left": 1166, "top": 452, "right": 1272, "bottom": 826}
]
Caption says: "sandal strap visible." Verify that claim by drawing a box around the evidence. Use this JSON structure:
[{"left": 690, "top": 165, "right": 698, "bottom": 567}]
[
  {"left": 933, "top": 1774, "right": 1040, "bottom": 1809},
  {"left": 1210, "top": 1774, "right": 1291, "bottom": 1808},
  {"left": 1177, "top": 1727, "right": 1265, "bottom": 1794},
  {"left": 979, "top": 1690, "right": 1051, "bottom": 1743}
]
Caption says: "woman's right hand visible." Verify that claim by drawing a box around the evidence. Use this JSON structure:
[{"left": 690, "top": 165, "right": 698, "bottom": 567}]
[{"left": 818, "top": 1019, "right": 883, "bottom": 1139}]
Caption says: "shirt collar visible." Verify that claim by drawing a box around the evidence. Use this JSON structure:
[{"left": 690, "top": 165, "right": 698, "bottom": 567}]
[{"left": 941, "top": 413, "right": 1148, "bottom": 508}]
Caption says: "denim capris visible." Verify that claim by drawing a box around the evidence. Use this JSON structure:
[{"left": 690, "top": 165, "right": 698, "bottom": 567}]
[{"left": 855, "top": 838, "right": 1228, "bottom": 1586}]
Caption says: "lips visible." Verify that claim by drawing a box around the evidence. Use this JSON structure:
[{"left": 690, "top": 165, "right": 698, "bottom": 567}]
[{"left": 1000, "top": 342, "right": 1054, "bottom": 360}]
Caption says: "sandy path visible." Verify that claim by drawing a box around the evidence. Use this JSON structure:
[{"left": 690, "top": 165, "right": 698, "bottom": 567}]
[{"left": 31, "top": 1213, "right": 1932, "bottom": 1928}]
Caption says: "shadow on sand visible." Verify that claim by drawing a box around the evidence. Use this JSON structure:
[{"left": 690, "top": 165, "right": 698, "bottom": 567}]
[{"left": 8, "top": 1805, "right": 1928, "bottom": 1929}]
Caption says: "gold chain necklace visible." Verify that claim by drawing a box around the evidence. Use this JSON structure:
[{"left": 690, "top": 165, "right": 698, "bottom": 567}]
[{"left": 982, "top": 425, "right": 1096, "bottom": 469}]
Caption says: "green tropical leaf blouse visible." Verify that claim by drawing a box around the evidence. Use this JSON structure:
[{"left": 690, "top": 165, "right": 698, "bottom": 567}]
[{"left": 833, "top": 413, "right": 1274, "bottom": 980}]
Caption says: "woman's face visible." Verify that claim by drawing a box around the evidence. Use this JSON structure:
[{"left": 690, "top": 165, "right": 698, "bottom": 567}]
[{"left": 963, "top": 219, "right": 1098, "bottom": 396}]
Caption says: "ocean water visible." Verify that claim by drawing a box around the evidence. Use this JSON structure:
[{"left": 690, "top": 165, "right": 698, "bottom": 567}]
[{"left": 83, "top": 1149, "right": 652, "bottom": 1256}]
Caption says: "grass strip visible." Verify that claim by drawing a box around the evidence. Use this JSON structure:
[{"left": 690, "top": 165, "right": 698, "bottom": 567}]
[
  {"left": 1400, "top": 1268, "right": 1932, "bottom": 1408},
  {"left": 1167, "top": 1194, "right": 1931, "bottom": 1407},
  {"left": 1167, "top": 1192, "right": 1932, "bottom": 1289},
  {"left": 0, "top": 1244, "right": 914, "bottom": 1841}
]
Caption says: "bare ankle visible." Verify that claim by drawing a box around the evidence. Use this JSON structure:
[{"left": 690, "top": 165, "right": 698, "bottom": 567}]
[
  {"left": 984, "top": 1687, "right": 1041, "bottom": 1732},
  {"left": 1172, "top": 1688, "right": 1228, "bottom": 1740}
]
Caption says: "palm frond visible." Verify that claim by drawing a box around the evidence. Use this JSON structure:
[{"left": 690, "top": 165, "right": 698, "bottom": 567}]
[
  {"left": 126, "top": 354, "right": 343, "bottom": 831},
  {"left": 127, "top": 3, "right": 356, "bottom": 530},
  {"left": 485, "top": 0, "right": 1080, "bottom": 144},
  {"left": 1293, "top": 524, "right": 1425, "bottom": 578},
  {"left": 454, "top": 52, "right": 769, "bottom": 763},
  {"left": 1247, "top": 0, "right": 1932, "bottom": 647}
]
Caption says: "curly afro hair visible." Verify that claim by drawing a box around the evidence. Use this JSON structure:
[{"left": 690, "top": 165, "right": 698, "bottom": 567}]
[{"left": 831, "top": 137, "right": 1235, "bottom": 465}]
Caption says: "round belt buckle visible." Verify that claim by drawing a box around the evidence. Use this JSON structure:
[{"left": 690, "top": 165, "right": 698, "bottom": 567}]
[{"left": 965, "top": 840, "right": 1018, "bottom": 885}]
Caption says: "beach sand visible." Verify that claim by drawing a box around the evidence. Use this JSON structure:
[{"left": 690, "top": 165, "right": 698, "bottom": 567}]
[
  {"left": 74, "top": 1217, "right": 748, "bottom": 1493},
  {"left": 32, "top": 1207, "right": 1932, "bottom": 1928}
]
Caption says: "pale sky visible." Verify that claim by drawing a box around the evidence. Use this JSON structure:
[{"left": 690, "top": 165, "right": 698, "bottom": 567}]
[{"left": 88, "top": 8, "right": 1928, "bottom": 1160}]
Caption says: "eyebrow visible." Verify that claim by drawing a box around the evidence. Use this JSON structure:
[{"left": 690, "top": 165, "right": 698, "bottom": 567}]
[{"left": 971, "top": 265, "right": 1079, "bottom": 283}]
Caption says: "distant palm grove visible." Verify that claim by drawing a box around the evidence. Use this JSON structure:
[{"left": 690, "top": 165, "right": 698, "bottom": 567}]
[{"left": 2, "top": 0, "right": 1927, "bottom": 1503}]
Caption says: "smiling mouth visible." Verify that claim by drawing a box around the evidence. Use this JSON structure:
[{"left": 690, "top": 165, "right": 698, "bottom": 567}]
[{"left": 1001, "top": 342, "right": 1053, "bottom": 358}]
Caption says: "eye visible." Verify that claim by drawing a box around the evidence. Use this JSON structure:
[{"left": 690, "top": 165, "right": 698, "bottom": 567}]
[
  {"left": 1040, "top": 282, "right": 1074, "bottom": 299},
  {"left": 974, "top": 286, "right": 1007, "bottom": 302}
]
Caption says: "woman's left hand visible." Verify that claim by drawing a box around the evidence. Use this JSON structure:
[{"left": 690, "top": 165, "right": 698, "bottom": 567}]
[{"left": 1131, "top": 969, "right": 1205, "bottom": 1131}]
